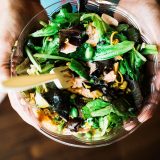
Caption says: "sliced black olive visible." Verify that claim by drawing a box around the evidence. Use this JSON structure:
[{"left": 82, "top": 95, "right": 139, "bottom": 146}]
[
  {"left": 59, "top": 25, "right": 87, "bottom": 47},
  {"left": 66, "top": 118, "right": 83, "bottom": 132},
  {"left": 72, "top": 96, "right": 88, "bottom": 108},
  {"left": 91, "top": 60, "right": 114, "bottom": 77},
  {"left": 42, "top": 89, "right": 71, "bottom": 120}
]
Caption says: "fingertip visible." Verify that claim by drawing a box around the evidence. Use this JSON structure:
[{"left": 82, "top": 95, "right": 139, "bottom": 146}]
[
  {"left": 123, "top": 119, "right": 138, "bottom": 131},
  {"left": 137, "top": 104, "right": 155, "bottom": 123}
]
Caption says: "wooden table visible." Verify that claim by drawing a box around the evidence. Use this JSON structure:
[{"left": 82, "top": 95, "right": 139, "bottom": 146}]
[{"left": 0, "top": 97, "right": 160, "bottom": 160}]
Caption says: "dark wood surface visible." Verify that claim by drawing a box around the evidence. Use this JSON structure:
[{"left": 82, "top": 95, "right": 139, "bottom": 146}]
[{"left": 0, "top": 97, "right": 160, "bottom": 160}]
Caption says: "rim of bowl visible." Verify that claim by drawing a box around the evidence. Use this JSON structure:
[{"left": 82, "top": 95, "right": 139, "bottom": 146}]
[{"left": 10, "top": 0, "right": 158, "bottom": 148}]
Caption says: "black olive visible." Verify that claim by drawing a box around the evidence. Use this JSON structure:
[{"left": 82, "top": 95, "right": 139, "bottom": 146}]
[
  {"left": 66, "top": 118, "right": 83, "bottom": 132},
  {"left": 42, "top": 89, "right": 71, "bottom": 120}
]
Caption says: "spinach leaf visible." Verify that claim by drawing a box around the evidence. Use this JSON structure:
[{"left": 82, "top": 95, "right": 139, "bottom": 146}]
[
  {"left": 116, "top": 33, "right": 127, "bottom": 42},
  {"left": 41, "top": 35, "right": 59, "bottom": 55},
  {"left": 107, "top": 113, "right": 122, "bottom": 128},
  {"left": 81, "top": 99, "right": 111, "bottom": 119},
  {"left": 80, "top": 13, "right": 108, "bottom": 38},
  {"left": 119, "top": 59, "right": 137, "bottom": 80},
  {"left": 70, "top": 107, "right": 78, "bottom": 118},
  {"left": 99, "top": 116, "right": 109, "bottom": 136},
  {"left": 116, "top": 24, "right": 129, "bottom": 32},
  {"left": 30, "top": 24, "right": 59, "bottom": 37},
  {"left": 141, "top": 44, "right": 158, "bottom": 55},
  {"left": 61, "top": 2, "right": 72, "bottom": 13},
  {"left": 34, "top": 54, "right": 71, "bottom": 61},
  {"left": 93, "top": 41, "right": 134, "bottom": 61},
  {"left": 25, "top": 46, "right": 42, "bottom": 72},
  {"left": 16, "top": 58, "right": 30, "bottom": 75},
  {"left": 27, "top": 39, "right": 42, "bottom": 53},
  {"left": 41, "top": 64, "right": 54, "bottom": 73},
  {"left": 112, "top": 98, "right": 135, "bottom": 118},
  {"left": 31, "top": 6, "right": 80, "bottom": 37},
  {"left": 70, "top": 43, "right": 94, "bottom": 61},
  {"left": 119, "top": 60, "right": 127, "bottom": 75},
  {"left": 126, "top": 27, "right": 141, "bottom": 43},
  {"left": 68, "top": 59, "right": 89, "bottom": 80},
  {"left": 130, "top": 49, "right": 146, "bottom": 69},
  {"left": 52, "top": 5, "right": 80, "bottom": 27},
  {"left": 120, "top": 51, "right": 145, "bottom": 81},
  {"left": 91, "top": 106, "right": 114, "bottom": 117}
]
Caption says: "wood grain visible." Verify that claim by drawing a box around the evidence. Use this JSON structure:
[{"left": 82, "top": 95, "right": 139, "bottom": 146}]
[{"left": 0, "top": 97, "right": 160, "bottom": 160}]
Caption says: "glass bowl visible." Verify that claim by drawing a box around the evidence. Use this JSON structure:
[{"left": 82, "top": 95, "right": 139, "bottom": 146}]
[{"left": 10, "top": 0, "right": 157, "bottom": 148}]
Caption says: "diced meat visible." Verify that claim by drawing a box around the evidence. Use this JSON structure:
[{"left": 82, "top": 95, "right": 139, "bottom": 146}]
[
  {"left": 68, "top": 87, "right": 103, "bottom": 99},
  {"left": 72, "top": 77, "right": 85, "bottom": 88},
  {"left": 103, "top": 70, "right": 116, "bottom": 83},
  {"left": 87, "top": 62, "right": 97, "bottom": 74},
  {"left": 60, "top": 39, "right": 77, "bottom": 54},
  {"left": 86, "top": 23, "right": 99, "bottom": 47}
]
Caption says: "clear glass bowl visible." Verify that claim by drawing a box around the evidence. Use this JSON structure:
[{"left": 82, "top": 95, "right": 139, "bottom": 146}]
[{"left": 10, "top": 0, "right": 157, "bottom": 148}]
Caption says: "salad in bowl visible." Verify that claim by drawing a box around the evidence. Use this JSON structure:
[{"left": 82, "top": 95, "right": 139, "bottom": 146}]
[{"left": 13, "top": 1, "right": 158, "bottom": 146}]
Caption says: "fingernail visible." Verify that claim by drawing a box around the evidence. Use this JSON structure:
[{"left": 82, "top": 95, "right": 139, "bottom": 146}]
[
  {"left": 123, "top": 119, "right": 138, "bottom": 131},
  {"left": 138, "top": 104, "right": 154, "bottom": 123}
]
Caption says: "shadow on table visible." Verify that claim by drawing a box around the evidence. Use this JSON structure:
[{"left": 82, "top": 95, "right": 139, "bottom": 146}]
[{"left": 0, "top": 97, "right": 160, "bottom": 160}]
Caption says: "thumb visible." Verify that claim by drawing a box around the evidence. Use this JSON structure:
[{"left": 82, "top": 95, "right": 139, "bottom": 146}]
[{"left": 138, "top": 44, "right": 160, "bottom": 123}]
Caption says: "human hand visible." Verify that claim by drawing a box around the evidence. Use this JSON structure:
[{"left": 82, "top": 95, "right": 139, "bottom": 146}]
[
  {"left": 0, "top": 0, "right": 44, "bottom": 127},
  {"left": 114, "top": 0, "right": 160, "bottom": 128}
]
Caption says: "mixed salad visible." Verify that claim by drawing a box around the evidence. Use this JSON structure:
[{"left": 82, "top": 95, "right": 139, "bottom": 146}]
[{"left": 16, "top": 3, "right": 158, "bottom": 140}]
